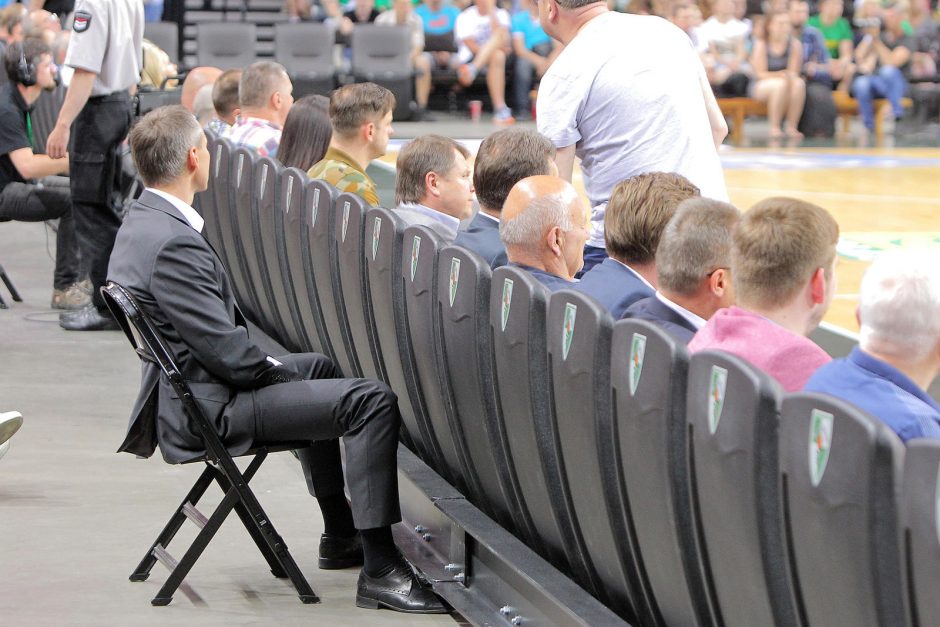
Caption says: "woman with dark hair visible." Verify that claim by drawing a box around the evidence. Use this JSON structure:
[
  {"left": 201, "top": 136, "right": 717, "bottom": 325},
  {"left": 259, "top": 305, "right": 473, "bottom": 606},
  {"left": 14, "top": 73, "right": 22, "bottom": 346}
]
[{"left": 277, "top": 94, "right": 332, "bottom": 171}]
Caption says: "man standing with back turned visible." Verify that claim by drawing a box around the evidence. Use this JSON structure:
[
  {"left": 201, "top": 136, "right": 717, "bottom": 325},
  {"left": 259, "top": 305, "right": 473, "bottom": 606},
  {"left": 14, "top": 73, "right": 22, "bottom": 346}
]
[
  {"left": 47, "top": 0, "right": 143, "bottom": 331},
  {"left": 536, "top": 0, "right": 728, "bottom": 273}
]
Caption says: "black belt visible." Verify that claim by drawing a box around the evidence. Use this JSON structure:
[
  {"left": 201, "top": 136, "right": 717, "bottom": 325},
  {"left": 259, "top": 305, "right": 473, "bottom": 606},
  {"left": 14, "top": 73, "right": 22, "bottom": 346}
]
[{"left": 88, "top": 90, "right": 131, "bottom": 103}]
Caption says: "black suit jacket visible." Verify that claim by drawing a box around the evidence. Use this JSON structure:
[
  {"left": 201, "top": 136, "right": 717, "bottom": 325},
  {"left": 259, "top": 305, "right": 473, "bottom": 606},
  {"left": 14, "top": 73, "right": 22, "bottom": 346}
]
[
  {"left": 108, "top": 190, "right": 298, "bottom": 462},
  {"left": 454, "top": 211, "right": 508, "bottom": 268},
  {"left": 622, "top": 295, "right": 698, "bottom": 344}
]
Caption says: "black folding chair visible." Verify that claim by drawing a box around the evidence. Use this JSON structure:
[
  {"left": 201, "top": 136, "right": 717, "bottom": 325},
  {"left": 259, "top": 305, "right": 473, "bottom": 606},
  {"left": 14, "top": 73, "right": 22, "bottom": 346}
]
[{"left": 101, "top": 281, "right": 318, "bottom": 607}]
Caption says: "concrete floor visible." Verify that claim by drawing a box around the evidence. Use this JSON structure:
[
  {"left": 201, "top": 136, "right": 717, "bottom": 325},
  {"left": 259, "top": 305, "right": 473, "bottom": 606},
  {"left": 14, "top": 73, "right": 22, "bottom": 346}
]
[{"left": 0, "top": 220, "right": 461, "bottom": 625}]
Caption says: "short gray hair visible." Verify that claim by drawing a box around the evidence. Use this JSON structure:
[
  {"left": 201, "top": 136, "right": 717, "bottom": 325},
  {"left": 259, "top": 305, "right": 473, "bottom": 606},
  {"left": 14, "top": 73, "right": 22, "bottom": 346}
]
[
  {"left": 500, "top": 192, "right": 573, "bottom": 253},
  {"left": 656, "top": 198, "right": 740, "bottom": 296},
  {"left": 395, "top": 135, "right": 469, "bottom": 205},
  {"left": 859, "top": 250, "right": 940, "bottom": 362},
  {"left": 129, "top": 105, "right": 203, "bottom": 187},
  {"left": 239, "top": 61, "right": 288, "bottom": 109}
]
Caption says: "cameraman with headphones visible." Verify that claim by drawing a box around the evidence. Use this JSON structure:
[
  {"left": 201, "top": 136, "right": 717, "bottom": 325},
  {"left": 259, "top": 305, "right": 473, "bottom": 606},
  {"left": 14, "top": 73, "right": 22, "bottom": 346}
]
[{"left": 0, "top": 38, "right": 84, "bottom": 310}]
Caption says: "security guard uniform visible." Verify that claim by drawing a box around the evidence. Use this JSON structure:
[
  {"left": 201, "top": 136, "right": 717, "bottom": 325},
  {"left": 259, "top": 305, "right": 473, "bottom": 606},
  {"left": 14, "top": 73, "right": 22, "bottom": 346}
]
[{"left": 64, "top": 0, "right": 143, "bottom": 314}]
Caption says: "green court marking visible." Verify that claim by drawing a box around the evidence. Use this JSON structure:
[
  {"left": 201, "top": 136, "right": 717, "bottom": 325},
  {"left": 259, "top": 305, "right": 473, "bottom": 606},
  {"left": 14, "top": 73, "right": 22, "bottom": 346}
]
[{"left": 837, "top": 232, "right": 940, "bottom": 261}]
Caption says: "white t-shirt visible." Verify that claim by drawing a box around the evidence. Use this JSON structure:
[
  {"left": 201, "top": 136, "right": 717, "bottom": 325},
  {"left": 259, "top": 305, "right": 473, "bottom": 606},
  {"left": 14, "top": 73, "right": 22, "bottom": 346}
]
[
  {"left": 537, "top": 12, "right": 728, "bottom": 249},
  {"left": 694, "top": 16, "right": 750, "bottom": 60},
  {"left": 454, "top": 6, "right": 510, "bottom": 64}
]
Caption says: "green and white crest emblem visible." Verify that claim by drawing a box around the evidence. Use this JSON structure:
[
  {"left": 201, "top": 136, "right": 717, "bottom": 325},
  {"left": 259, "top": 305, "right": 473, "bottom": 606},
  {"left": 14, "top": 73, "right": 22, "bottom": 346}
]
[
  {"left": 809, "top": 409, "right": 834, "bottom": 487},
  {"left": 311, "top": 188, "right": 321, "bottom": 225},
  {"left": 562, "top": 303, "right": 577, "bottom": 361},
  {"left": 341, "top": 201, "right": 350, "bottom": 242},
  {"left": 371, "top": 217, "right": 381, "bottom": 260},
  {"left": 708, "top": 365, "right": 728, "bottom": 434},
  {"left": 629, "top": 333, "right": 647, "bottom": 396},
  {"left": 285, "top": 177, "right": 293, "bottom": 213},
  {"left": 500, "top": 278, "right": 513, "bottom": 331},
  {"left": 410, "top": 235, "right": 421, "bottom": 282},
  {"left": 448, "top": 258, "right": 461, "bottom": 307}
]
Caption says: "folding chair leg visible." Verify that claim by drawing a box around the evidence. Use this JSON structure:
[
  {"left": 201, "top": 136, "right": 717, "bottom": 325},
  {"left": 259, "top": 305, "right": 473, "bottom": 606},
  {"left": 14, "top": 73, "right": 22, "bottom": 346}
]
[
  {"left": 130, "top": 466, "right": 216, "bottom": 582},
  {"left": 0, "top": 263, "right": 22, "bottom": 303},
  {"left": 151, "top": 488, "right": 241, "bottom": 606}
]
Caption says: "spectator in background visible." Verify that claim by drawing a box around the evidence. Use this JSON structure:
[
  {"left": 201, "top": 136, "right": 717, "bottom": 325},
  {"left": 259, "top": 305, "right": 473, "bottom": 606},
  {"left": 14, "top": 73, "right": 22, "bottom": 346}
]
[
  {"left": 455, "top": 127, "right": 556, "bottom": 268},
  {"left": 277, "top": 94, "right": 331, "bottom": 172},
  {"left": 670, "top": 2, "right": 702, "bottom": 47},
  {"left": 790, "top": 0, "right": 837, "bottom": 137},
  {"left": 909, "top": 0, "right": 938, "bottom": 79},
  {"left": 393, "top": 134, "right": 474, "bottom": 240},
  {"left": 511, "top": 0, "right": 559, "bottom": 119},
  {"left": 207, "top": 68, "right": 241, "bottom": 136},
  {"left": 192, "top": 84, "right": 216, "bottom": 127},
  {"left": 223, "top": 61, "right": 293, "bottom": 158},
  {"left": 416, "top": 0, "right": 461, "bottom": 42},
  {"left": 0, "top": 5, "right": 25, "bottom": 53},
  {"left": 180, "top": 66, "right": 222, "bottom": 112},
  {"left": 330, "top": 0, "right": 380, "bottom": 52},
  {"left": 750, "top": 10, "right": 805, "bottom": 139},
  {"left": 454, "top": 0, "right": 515, "bottom": 124},
  {"left": 696, "top": 0, "right": 752, "bottom": 97},
  {"left": 624, "top": 197, "right": 739, "bottom": 344},
  {"left": 689, "top": 197, "right": 839, "bottom": 392},
  {"left": 376, "top": 0, "right": 434, "bottom": 120},
  {"left": 808, "top": 0, "right": 855, "bottom": 92},
  {"left": 575, "top": 172, "right": 700, "bottom": 318},
  {"left": 500, "top": 175, "right": 590, "bottom": 291},
  {"left": 852, "top": 1, "right": 914, "bottom": 132},
  {"left": 309, "top": 82, "right": 395, "bottom": 206},
  {"left": 805, "top": 250, "right": 940, "bottom": 443},
  {"left": 140, "top": 38, "right": 178, "bottom": 89}
]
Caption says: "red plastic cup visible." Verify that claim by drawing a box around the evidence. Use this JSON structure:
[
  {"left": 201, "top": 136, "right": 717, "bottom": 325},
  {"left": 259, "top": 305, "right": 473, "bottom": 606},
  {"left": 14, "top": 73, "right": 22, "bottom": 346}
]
[{"left": 469, "top": 100, "right": 482, "bottom": 122}]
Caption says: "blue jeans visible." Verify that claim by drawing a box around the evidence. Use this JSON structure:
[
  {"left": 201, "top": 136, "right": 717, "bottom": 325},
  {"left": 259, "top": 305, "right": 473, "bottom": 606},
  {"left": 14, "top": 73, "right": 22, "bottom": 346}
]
[{"left": 851, "top": 65, "right": 907, "bottom": 130}]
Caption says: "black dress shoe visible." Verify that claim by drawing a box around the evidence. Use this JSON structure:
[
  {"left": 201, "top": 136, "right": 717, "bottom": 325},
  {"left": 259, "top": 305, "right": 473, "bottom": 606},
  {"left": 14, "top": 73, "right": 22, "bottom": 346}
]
[
  {"left": 318, "top": 532, "right": 363, "bottom": 569},
  {"left": 356, "top": 559, "right": 448, "bottom": 614},
  {"left": 59, "top": 304, "right": 120, "bottom": 331}
]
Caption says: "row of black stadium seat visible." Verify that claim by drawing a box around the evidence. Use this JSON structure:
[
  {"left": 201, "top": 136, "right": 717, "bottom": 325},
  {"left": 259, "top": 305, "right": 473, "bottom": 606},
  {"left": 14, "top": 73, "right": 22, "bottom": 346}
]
[{"left": 198, "top": 133, "right": 940, "bottom": 626}]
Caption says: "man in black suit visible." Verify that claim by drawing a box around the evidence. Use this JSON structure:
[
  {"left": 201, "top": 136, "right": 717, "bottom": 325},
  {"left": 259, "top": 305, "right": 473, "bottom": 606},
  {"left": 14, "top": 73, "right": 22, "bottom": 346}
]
[
  {"left": 623, "top": 197, "right": 739, "bottom": 343},
  {"left": 107, "top": 106, "right": 446, "bottom": 614},
  {"left": 455, "top": 127, "right": 555, "bottom": 268}
]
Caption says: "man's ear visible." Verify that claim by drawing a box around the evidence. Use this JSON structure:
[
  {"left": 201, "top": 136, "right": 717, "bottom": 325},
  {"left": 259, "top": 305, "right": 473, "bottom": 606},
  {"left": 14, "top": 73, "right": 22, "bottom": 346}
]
[
  {"left": 363, "top": 121, "right": 376, "bottom": 143},
  {"left": 547, "top": 226, "right": 563, "bottom": 256},
  {"left": 810, "top": 266, "right": 826, "bottom": 304},
  {"left": 709, "top": 268, "right": 728, "bottom": 295},
  {"left": 187, "top": 146, "right": 199, "bottom": 172},
  {"left": 425, "top": 171, "right": 440, "bottom": 198}
]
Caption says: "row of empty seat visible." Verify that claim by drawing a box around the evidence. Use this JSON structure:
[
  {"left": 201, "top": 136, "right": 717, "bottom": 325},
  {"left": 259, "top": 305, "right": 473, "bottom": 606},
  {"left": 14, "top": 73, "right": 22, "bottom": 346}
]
[{"left": 197, "top": 132, "right": 940, "bottom": 625}]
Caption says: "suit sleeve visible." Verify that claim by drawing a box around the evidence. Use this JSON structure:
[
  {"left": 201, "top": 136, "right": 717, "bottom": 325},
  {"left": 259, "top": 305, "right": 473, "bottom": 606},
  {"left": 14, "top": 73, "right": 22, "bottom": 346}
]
[{"left": 150, "top": 234, "right": 294, "bottom": 388}]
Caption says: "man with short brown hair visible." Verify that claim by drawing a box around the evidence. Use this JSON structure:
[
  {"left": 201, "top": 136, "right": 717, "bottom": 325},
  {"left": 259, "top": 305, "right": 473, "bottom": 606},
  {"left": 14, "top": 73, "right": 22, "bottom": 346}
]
[
  {"left": 206, "top": 68, "right": 241, "bottom": 135},
  {"left": 308, "top": 82, "right": 395, "bottom": 206},
  {"left": 575, "top": 172, "right": 700, "bottom": 318},
  {"left": 688, "top": 196, "right": 839, "bottom": 391},
  {"left": 393, "top": 134, "right": 473, "bottom": 240}
]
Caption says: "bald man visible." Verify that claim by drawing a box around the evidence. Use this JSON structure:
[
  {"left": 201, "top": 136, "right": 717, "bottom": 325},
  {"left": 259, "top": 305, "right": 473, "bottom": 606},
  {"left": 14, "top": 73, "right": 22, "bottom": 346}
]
[
  {"left": 180, "top": 66, "right": 223, "bottom": 112},
  {"left": 499, "top": 175, "right": 590, "bottom": 291}
]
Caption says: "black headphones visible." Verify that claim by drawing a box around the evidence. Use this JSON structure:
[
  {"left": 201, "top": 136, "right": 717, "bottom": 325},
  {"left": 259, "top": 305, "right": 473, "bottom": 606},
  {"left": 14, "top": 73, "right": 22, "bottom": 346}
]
[{"left": 14, "top": 44, "right": 37, "bottom": 87}]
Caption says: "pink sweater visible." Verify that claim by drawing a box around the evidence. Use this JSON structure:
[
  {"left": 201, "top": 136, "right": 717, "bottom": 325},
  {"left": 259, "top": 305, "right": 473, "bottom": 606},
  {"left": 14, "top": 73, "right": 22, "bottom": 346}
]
[{"left": 688, "top": 306, "right": 831, "bottom": 393}]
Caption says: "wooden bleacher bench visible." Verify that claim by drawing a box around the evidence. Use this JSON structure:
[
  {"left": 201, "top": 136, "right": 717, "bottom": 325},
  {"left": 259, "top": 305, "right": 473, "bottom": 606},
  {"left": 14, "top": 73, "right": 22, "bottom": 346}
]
[{"left": 718, "top": 92, "right": 913, "bottom": 143}]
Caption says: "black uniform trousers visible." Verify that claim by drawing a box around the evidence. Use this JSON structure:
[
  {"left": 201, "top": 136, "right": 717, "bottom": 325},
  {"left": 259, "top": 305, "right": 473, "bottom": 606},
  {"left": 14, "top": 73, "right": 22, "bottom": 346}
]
[
  {"left": 227, "top": 352, "right": 403, "bottom": 531},
  {"left": 69, "top": 91, "right": 132, "bottom": 312}
]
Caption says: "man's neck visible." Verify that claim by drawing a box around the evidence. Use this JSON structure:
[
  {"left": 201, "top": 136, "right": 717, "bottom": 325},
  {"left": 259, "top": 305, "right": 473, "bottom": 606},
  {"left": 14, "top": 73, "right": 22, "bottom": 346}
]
[
  {"left": 863, "top": 347, "right": 938, "bottom": 391},
  {"left": 556, "top": 4, "right": 608, "bottom": 45},
  {"left": 480, "top": 205, "right": 500, "bottom": 219},
  {"left": 328, "top": 138, "right": 373, "bottom": 172},
  {"left": 742, "top": 299, "right": 815, "bottom": 337},
  {"left": 152, "top": 181, "right": 196, "bottom": 208},
  {"left": 16, "top": 83, "right": 39, "bottom": 107},
  {"left": 509, "top": 250, "right": 572, "bottom": 280},
  {"left": 239, "top": 108, "right": 280, "bottom": 127}
]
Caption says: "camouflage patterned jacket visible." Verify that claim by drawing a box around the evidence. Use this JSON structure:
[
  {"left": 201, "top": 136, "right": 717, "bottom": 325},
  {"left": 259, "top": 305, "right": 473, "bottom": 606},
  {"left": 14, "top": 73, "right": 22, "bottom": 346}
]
[{"left": 307, "top": 147, "right": 379, "bottom": 206}]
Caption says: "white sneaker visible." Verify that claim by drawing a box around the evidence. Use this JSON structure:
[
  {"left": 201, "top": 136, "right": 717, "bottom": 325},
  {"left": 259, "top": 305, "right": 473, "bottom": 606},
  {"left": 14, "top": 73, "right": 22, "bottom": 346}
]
[{"left": 0, "top": 412, "right": 23, "bottom": 460}]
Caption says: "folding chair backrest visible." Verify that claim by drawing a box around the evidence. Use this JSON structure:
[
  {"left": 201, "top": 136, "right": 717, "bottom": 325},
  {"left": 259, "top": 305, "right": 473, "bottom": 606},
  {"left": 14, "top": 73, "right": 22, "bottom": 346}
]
[
  {"left": 305, "top": 179, "right": 356, "bottom": 375},
  {"left": 230, "top": 147, "right": 264, "bottom": 321},
  {"left": 274, "top": 22, "right": 335, "bottom": 96},
  {"left": 399, "top": 225, "right": 464, "bottom": 486},
  {"left": 333, "top": 193, "right": 379, "bottom": 380},
  {"left": 612, "top": 319, "right": 716, "bottom": 627},
  {"left": 687, "top": 351, "right": 798, "bottom": 627},
  {"left": 363, "top": 207, "right": 429, "bottom": 457},
  {"left": 781, "top": 393, "right": 906, "bottom": 626},
  {"left": 902, "top": 439, "right": 940, "bottom": 627},
  {"left": 488, "top": 266, "right": 595, "bottom": 586},
  {"left": 546, "top": 290, "right": 646, "bottom": 621},
  {"left": 145, "top": 21, "right": 180, "bottom": 65},
  {"left": 435, "top": 245, "right": 531, "bottom": 532},
  {"left": 197, "top": 23, "right": 257, "bottom": 70},
  {"left": 275, "top": 167, "right": 316, "bottom": 353},
  {"left": 251, "top": 156, "right": 289, "bottom": 343}
]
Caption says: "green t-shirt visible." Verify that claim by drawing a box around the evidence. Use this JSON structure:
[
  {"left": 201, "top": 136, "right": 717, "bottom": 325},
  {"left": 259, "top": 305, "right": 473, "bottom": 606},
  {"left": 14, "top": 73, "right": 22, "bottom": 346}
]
[{"left": 807, "top": 15, "right": 853, "bottom": 59}]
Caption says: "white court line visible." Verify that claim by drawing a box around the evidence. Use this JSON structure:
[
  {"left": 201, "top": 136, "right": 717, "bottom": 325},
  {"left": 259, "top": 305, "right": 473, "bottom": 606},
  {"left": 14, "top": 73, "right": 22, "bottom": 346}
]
[{"left": 726, "top": 186, "right": 940, "bottom": 205}]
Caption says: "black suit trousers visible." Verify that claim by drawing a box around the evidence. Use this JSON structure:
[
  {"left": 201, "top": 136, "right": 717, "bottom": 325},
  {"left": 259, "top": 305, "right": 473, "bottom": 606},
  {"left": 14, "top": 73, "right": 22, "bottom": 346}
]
[{"left": 226, "top": 352, "right": 402, "bottom": 530}]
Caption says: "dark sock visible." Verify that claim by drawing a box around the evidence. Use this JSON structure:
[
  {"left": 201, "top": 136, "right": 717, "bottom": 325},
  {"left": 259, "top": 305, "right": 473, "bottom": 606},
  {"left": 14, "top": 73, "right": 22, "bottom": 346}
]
[
  {"left": 360, "top": 526, "right": 399, "bottom": 577},
  {"left": 316, "top": 494, "right": 356, "bottom": 538}
]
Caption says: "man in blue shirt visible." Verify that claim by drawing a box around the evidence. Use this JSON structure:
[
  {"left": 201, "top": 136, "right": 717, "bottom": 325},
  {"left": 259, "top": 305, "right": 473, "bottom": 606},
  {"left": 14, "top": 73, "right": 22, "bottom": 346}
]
[
  {"left": 805, "top": 251, "right": 940, "bottom": 442},
  {"left": 500, "top": 175, "right": 589, "bottom": 292}
]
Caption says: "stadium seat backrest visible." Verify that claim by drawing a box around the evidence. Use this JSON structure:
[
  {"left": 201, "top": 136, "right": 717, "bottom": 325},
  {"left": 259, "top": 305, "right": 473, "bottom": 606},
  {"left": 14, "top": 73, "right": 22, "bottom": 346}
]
[
  {"left": 489, "top": 267, "right": 598, "bottom": 592},
  {"left": 145, "top": 21, "right": 179, "bottom": 64},
  {"left": 252, "top": 156, "right": 290, "bottom": 343},
  {"left": 546, "top": 289, "right": 645, "bottom": 621},
  {"left": 781, "top": 393, "right": 907, "bottom": 626},
  {"left": 197, "top": 23, "right": 257, "bottom": 70},
  {"left": 687, "top": 350, "right": 798, "bottom": 627},
  {"left": 230, "top": 147, "right": 264, "bottom": 321},
  {"left": 612, "top": 319, "right": 717, "bottom": 627},
  {"left": 198, "top": 133, "right": 223, "bottom": 258},
  {"left": 902, "top": 439, "right": 940, "bottom": 627},
  {"left": 211, "top": 139, "right": 240, "bottom": 287},
  {"left": 351, "top": 25, "right": 413, "bottom": 78},
  {"left": 274, "top": 23, "right": 335, "bottom": 97}
]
